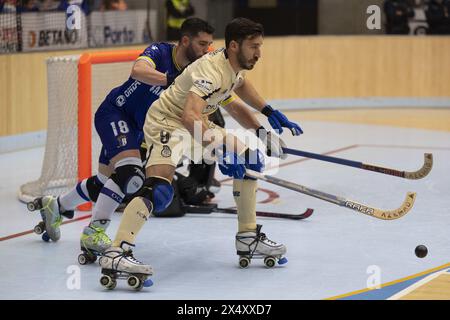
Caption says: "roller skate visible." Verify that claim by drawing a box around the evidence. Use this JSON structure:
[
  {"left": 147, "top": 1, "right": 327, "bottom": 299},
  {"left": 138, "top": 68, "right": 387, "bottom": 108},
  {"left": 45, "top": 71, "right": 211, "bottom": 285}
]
[
  {"left": 78, "top": 220, "right": 112, "bottom": 265},
  {"left": 99, "top": 242, "right": 153, "bottom": 291},
  {"left": 27, "top": 196, "right": 72, "bottom": 242},
  {"left": 235, "top": 224, "right": 288, "bottom": 269}
]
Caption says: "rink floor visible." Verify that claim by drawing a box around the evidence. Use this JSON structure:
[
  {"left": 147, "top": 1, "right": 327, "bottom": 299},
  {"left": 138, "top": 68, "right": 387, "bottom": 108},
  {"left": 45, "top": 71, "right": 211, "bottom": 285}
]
[{"left": 1, "top": 111, "right": 450, "bottom": 300}]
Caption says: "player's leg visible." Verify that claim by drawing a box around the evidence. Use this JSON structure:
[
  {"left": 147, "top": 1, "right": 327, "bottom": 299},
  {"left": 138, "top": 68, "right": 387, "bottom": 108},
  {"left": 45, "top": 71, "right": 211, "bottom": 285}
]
[
  {"left": 99, "top": 164, "right": 175, "bottom": 277},
  {"left": 59, "top": 154, "right": 113, "bottom": 213},
  {"left": 30, "top": 145, "right": 113, "bottom": 243},
  {"left": 234, "top": 178, "right": 287, "bottom": 267},
  {"left": 79, "top": 103, "right": 144, "bottom": 261},
  {"left": 99, "top": 109, "right": 183, "bottom": 278},
  {"left": 219, "top": 142, "right": 287, "bottom": 267}
]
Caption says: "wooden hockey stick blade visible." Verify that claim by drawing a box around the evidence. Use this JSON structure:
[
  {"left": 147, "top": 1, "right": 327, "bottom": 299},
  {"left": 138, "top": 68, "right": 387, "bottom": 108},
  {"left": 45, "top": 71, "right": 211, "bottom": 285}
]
[
  {"left": 343, "top": 192, "right": 416, "bottom": 220},
  {"left": 245, "top": 169, "right": 416, "bottom": 220},
  {"left": 215, "top": 207, "right": 314, "bottom": 220},
  {"left": 361, "top": 153, "right": 433, "bottom": 180}
]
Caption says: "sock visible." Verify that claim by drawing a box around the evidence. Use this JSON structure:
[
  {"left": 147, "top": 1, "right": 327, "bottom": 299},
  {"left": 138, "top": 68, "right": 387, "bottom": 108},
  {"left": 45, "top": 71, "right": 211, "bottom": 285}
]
[
  {"left": 59, "top": 173, "right": 108, "bottom": 211},
  {"left": 91, "top": 178, "right": 124, "bottom": 222},
  {"left": 113, "top": 197, "right": 153, "bottom": 247},
  {"left": 233, "top": 179, "right": 257, "bottom": 233}
]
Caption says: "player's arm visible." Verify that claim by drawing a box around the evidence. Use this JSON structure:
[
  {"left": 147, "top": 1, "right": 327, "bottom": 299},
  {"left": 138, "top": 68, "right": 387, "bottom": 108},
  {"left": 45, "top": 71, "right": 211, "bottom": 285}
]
[
  {"left": 181, "top": 92, "right": 212, "bottom": 141},
  {"left": 182, "top": 92, "right": 244, "bottom": 155},
  {"left": 233, "top": 78, "right": 267, "bottom": 112},
  {"left": 131, "top": 60, "right": 175, "bottom": 87},
  {"left": 223, "top": 98, "right": 287, "bottom": 159},
  {"left": 234, "top": 78, "right": 303, "bottom": 136},
  {"left": 222, "top": 98, "right": 262, "bottom": 130}
]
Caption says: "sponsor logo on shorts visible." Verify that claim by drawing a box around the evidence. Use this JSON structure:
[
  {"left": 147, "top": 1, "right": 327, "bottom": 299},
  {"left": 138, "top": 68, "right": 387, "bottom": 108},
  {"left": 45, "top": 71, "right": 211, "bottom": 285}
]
[
  {"left": 117, "top": 135, "right": 127, "bottom": 148},
  {"left": 116, "top": 95, "right": 126, "bottom": 107},
  {"left": 161, "top": 145, "right": 172, "bottom": 158},
  {"left": 160, "top": 130, "right": 170, "bottom": 144}
]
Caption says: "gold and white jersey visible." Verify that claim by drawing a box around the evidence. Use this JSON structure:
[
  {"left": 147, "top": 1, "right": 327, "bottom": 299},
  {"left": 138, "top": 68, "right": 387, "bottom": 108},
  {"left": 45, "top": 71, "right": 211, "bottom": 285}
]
[{"left": 150, "top": 48, "right": 244, "bottom": 120}]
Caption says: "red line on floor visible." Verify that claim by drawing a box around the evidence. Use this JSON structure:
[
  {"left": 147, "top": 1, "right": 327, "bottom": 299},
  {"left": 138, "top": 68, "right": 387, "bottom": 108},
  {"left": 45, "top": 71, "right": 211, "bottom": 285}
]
[{"left": 0, "top": 214, "right": 92, "bottom": 242}]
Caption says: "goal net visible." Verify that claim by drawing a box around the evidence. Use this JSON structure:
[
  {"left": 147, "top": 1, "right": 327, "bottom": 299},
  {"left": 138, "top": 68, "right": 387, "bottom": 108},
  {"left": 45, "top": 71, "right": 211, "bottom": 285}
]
[{"left": 19, "top": 50, "right": 142, "bottom": 204}]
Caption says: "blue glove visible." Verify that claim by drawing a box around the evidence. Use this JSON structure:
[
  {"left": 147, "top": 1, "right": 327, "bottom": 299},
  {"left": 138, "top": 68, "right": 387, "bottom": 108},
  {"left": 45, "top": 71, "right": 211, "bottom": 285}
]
[
  {"left": 217, "top": 148, "right": 264, "bottom": 179},
  {"left": 218, "top": 151, "right": 246, "bottom": 179},
  {"left": 243, "top": 148, "right": 265, "bottom": 173},
  {"left": 262, "top": 105, "right": 303, "bottom": 136}
]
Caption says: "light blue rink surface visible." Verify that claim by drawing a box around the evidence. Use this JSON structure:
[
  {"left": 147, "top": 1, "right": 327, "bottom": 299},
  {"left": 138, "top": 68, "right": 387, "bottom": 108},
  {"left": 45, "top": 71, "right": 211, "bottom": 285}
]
[{"left": 1, "top": 115, "right": 450, "bottom": 300}]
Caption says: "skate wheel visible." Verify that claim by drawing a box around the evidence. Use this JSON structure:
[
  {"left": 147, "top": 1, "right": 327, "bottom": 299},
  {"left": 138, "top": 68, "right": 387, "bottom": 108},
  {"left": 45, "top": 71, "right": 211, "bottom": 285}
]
[
  {"left": 264, "top": 256, "right": 276, "bottom": 268},
  {"left": 78, "top": 254, "right": 88, "bottom": 265},
  {"left": 27, "top": 202, "right": 36, "bottom": 211},
  {"left": 100, "top": 275, "right": 116, "bottom": 290},
  {"left": 27, "top": 199, "right": 42, "bottom": 211},
  {"left": 278, "top": 257, "right": 288, "bottom": 265},
  {"left": 34, "top": 222, "right": 44, "bottom": 235},
  {"left": 143, "top": 279, "right": 153, "bottom": 287},
  {"left": 42, "top": 232, "right": 50, "bottom": 242},
  {"left": 127, "top": 276, "right": 144, "bottom": 290},
  {"left": 239, "top": 257, "right": 250, "bottom": 269}
]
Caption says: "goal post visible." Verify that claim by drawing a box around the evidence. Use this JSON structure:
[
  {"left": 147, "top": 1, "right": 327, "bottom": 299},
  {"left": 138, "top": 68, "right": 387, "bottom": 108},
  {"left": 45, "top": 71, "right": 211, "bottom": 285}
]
[{"left": 19, "top": 49, "right": 142, "bottom": 209}]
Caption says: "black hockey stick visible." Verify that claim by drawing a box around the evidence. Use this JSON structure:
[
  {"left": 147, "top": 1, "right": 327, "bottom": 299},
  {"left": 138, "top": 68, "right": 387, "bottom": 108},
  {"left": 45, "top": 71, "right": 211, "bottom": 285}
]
[
  {"left": 283, "top": 147, "right": 433, "bottom": 180},
  {"left": 184, "top": 204, "right": 314, "bottom": 220},
  {"left": 214, "top": 207, "right": 314, "bottom": 220}
]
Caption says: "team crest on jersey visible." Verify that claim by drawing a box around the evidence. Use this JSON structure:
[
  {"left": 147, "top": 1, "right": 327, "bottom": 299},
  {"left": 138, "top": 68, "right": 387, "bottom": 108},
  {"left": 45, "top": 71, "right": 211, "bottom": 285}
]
[
  {"left": 116, "top": 95, "right": 126, "bottom": 107},
  {"left": 117, "top": 135, "right": 127, "bottom": 147},
  {"left": 194, "top": 79, "right": 213, "bottom": 93},
  {"left": 161, "top": 145, "right": 172, "bottom": 158},
  {"left": 160, "top": 130, "right": 170, "bottom": 144}
]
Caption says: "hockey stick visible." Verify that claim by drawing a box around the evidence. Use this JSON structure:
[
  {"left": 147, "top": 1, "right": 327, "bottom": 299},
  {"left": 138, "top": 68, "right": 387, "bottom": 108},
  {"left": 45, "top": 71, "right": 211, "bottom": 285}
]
[
  {"left": 282, "top": 147, "right": 433, "bottom": 180},
  {"left": 245, "top": 169, "right": 416, "bottom": 220},
  {"left": 183, "top": 204, "right": 314, "bottom": 220},
  {"left": 214, "top": 207, "right": 314, "bottom": 220}
]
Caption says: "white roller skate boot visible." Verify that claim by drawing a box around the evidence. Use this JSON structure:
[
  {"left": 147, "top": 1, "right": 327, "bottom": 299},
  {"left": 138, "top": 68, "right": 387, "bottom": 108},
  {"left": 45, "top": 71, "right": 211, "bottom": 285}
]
[
  {"left": 236, "top": 224, "right": 287, "bottom": 268},
  {"left": 99, "top": 242, "right": 153, "bottom": 291},
  {"left": 78, "top": 220, "right": 112, "bottom": 265},
  {"left": 27, "top": 196, "right": 65, "bottom": 242}
]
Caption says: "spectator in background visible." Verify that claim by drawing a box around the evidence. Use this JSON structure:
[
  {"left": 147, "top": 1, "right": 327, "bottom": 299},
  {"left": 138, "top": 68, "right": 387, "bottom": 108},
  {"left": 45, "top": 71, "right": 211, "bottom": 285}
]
[
  {"left": 1, "top": 0, "right": 17, "bottom": 13},
  {"left": 18, "top": 0, "right": 39, "bottom": 12},
  {"left": 39, "top": 0, "right": 66, "bottom": 11},
  {"left": 426, "top": 0, "right": 450, "bottom": 34},
  {"left": 166, "top": 0, "right": 195, "bottom": 40},
  {"left": 384, "top": 0, "right": 415, "bottom": 34},
  {"left": 101, "top": 0, "right": 127, "bottom": 11},
  {"left": 39, "top": 0, "right": 88, "bottom": 12}
]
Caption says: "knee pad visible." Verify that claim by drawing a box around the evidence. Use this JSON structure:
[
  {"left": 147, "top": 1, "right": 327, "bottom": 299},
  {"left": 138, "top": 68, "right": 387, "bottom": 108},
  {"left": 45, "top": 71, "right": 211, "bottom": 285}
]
[
  {"left": 139, "top": 177, "right": 174, "bottom": 215},
  {"left": 86, "top": 175, "right": 105, "bottom": 202},
  {"left": 112, "top": 164, "right": 145, "bottom": 196}
]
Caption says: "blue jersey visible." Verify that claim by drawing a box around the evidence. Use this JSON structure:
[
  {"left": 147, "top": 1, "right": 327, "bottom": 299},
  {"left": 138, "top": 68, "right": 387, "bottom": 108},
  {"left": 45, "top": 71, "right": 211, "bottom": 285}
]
[{"left": 105, "top": 42, "right": 181, "bottom": 130}]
